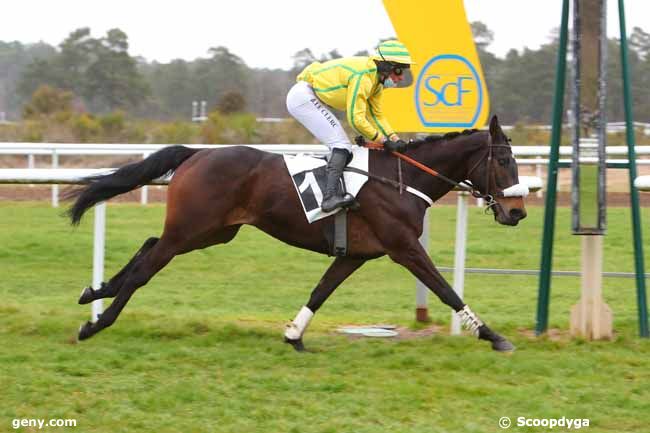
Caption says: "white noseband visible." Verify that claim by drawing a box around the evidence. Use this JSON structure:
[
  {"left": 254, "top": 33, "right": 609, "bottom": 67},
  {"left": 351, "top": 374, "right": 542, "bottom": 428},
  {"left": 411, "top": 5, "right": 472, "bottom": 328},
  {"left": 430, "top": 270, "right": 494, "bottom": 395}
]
[{"left": 502, "top": 183, "right": 529, "bottom": 197}]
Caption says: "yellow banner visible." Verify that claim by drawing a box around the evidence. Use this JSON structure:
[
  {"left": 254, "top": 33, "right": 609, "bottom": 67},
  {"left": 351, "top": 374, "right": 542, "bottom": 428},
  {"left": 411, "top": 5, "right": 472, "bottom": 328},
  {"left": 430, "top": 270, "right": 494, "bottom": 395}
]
[{"left": 382, "top": 0, "right": 489, "bottom": 132}]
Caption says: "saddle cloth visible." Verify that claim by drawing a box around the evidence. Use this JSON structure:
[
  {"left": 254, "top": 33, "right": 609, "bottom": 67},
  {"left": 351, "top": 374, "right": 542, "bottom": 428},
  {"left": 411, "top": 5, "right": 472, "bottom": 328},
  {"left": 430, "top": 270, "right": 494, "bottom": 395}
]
[{"left": 283, "top": 147, "right": 370, "bottom": 223}]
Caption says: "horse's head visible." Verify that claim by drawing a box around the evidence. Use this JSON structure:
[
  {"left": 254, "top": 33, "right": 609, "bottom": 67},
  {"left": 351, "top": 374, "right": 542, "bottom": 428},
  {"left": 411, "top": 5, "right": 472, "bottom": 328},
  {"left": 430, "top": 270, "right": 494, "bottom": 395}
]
[{"left": 467, "top": 115, "right": 528, "bottom": 226}]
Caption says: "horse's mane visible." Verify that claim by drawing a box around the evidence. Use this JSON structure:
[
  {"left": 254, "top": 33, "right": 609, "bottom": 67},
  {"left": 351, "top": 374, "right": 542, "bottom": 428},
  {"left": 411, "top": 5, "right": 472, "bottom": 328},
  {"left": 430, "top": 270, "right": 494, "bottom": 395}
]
[{"left": 409, "top": 129, "right": 482, "bottom": 149}]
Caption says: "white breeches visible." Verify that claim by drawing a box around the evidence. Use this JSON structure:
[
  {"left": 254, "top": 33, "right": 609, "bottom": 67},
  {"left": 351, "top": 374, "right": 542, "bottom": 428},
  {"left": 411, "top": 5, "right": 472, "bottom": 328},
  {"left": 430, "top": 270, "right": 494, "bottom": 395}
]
[{"left": 286, "top": 81, "right": 352, "bottom": 153}]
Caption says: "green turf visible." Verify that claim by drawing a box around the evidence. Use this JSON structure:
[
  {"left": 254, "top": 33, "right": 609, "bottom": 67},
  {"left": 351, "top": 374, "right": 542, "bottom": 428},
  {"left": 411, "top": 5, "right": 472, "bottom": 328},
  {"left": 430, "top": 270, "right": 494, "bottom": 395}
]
[{"left": 0, "top": 202, "right": 649, "bottom": 433}]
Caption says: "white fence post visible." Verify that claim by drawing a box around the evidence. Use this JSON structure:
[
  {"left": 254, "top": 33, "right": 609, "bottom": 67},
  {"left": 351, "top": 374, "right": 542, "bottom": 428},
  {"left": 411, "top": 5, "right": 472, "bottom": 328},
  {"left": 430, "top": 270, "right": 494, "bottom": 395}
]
[
  {"left": 415, "top": 209, "right": 430, "bottom": 322},
  {"left": 451, "top": 192, "right": 469, "bottom": 335},
  {"left": 91, "top": 202, "right": 106, "bottom": 322},
  {"left": 51, "top": 150, "right": 59, "bottom": 207},
  {"left": 27, "top": 154, "right": 35, "bottom": 188},
  {"left": 141, "top": 152, "right": 149, "bottom": 205}
]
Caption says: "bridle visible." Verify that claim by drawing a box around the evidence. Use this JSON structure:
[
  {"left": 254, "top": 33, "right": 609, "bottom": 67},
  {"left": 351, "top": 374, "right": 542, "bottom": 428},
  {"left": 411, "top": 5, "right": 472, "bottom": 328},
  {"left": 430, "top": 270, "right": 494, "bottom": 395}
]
[
  {"left": 362, "top": 132, "right": 515, "bottom": 215},
  {"left": 464, "top": 133, "right": 515, "bottom": 214}
]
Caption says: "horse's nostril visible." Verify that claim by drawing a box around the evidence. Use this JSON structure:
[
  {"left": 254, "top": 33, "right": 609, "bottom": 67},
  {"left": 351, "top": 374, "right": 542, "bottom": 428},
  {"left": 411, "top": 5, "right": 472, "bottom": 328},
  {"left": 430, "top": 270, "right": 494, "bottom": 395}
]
[{"left": 510, "top": 208, "right": 526, "bottom": 220}]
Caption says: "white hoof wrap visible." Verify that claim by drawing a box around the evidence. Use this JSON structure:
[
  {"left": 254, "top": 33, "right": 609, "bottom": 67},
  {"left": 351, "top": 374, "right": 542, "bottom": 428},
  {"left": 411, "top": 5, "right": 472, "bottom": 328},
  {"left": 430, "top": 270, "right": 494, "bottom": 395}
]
[
  {"left": 457, "top": 305, "right": 484, "bottom": 337},
  {"left": 284, "top": 306, "right": 314, "bottom": 340}
]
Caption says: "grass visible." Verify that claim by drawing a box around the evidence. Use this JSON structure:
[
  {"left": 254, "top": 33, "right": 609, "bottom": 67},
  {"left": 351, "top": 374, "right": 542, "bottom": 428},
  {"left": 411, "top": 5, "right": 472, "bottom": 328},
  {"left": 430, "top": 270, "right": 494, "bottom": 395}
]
[{"left": 0, "top": 201, "right": 649, "bottom": 433}]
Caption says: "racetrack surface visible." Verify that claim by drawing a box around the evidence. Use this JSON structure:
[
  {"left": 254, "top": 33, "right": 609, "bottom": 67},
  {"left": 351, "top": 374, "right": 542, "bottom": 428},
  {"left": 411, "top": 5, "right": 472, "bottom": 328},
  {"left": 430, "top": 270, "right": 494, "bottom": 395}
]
[{"left": 1, "top": 203, "right": 649, "bottom": 432}]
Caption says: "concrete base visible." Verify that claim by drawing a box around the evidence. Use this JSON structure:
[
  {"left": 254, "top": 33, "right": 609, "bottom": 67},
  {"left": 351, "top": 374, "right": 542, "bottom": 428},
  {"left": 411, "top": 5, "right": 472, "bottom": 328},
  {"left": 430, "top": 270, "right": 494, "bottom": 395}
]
[
  {"left": 570, "top": 298, "right": 613, "bottom": 340},
  {"left": 570, "top": 235, "right": 613, "bottom": 340}
]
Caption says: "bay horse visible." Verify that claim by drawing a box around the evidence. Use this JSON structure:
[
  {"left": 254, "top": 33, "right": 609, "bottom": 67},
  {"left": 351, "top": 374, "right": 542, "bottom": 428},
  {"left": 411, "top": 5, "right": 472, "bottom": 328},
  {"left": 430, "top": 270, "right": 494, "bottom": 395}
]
[{"left": 67, "top": 115, "right": 527, "bottom": 352}]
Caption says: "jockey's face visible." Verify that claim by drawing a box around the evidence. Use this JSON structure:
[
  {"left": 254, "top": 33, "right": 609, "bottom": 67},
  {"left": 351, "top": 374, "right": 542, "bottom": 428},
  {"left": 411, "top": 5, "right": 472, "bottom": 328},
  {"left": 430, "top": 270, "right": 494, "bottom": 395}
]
[{"left": 389, "top": 70, "right": 405, "bottom": 84}]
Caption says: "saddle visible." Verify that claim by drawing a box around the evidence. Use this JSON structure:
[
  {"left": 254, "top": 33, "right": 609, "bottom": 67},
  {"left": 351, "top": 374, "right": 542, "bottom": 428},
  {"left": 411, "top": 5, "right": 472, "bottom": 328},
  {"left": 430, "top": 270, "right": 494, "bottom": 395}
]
[
  {"left": 283, "top": 147, "right": 370, "bottom": 224},
  {"left": 283, "top": 147, "right": 433, "bottom": 256}
]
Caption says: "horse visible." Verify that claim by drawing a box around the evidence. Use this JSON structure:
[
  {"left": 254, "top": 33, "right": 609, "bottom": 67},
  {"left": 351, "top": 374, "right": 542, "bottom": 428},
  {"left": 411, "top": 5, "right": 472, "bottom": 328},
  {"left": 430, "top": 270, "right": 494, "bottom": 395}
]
[{"left": 67, "top": 115, "right": 527, "bottom": 352}]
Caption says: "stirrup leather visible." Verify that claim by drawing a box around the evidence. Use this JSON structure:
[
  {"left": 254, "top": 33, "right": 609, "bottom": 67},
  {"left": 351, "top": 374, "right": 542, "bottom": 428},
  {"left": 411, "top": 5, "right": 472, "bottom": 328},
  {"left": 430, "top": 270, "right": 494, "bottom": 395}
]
[{"left": 457, "top": 305, "right": 484, "bottom": 337}]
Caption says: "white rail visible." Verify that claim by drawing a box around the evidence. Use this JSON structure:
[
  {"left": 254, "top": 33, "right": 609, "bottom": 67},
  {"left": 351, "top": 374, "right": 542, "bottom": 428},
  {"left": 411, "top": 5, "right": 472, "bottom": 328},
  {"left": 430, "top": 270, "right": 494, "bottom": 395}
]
[
  {"left": 0, "top": 143, "right": 329, "bottom": 155},
  {"left": 2, "top": 143, "right": 648, "bottom": 206},
  {"left": 2, "top": 142, "right": 650, "bottom": 156}
]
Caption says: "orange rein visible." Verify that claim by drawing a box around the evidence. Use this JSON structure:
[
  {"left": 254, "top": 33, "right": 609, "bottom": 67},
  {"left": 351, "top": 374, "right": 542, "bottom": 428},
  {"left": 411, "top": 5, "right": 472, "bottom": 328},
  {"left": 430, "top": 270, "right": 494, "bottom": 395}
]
[{"left": 363, "top": 141, "right": 442, "bottom": 178}]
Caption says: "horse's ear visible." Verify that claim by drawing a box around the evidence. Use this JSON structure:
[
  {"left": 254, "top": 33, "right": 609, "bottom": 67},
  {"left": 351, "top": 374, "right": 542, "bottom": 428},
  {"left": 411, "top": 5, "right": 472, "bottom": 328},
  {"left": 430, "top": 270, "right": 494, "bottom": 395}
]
[{"left": 489, "top": 115, "right": 501, "bottom": 139}]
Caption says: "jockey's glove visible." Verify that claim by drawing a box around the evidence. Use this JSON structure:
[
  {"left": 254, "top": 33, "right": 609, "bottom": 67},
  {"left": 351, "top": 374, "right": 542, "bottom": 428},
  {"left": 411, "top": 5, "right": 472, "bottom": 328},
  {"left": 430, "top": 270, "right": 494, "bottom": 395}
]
[{"left": 383, "top": 138, "right": 408, "bottom": 153}]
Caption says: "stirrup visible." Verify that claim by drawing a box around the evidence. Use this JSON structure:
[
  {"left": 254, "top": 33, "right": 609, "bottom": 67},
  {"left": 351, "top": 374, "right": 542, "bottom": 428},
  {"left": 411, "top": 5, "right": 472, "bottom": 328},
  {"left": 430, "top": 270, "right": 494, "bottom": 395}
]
[
  {"left": 322, "top": 193, "right": 355, "bottom": 212},
  {"left": 345, "top": 197, "right": 361, "bottom": 211}
]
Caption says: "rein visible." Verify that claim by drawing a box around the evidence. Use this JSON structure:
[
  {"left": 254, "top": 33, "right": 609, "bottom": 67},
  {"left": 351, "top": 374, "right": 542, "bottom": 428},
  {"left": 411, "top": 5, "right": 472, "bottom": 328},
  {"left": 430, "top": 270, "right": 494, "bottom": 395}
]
[{"left": 361, "top": 140, "right": 498, "bottom": 209}]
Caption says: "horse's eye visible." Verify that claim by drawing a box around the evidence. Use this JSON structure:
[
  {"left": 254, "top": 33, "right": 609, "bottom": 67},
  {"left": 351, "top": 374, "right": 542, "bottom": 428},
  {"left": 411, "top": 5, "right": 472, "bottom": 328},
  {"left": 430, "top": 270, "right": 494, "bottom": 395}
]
[{"left": 498, "top": 158, "right": 510, "bottom": 167}]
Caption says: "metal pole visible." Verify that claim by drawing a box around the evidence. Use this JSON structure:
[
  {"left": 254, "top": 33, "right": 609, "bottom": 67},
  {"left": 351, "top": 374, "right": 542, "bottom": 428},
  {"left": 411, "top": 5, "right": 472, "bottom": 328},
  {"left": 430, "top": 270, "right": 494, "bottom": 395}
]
[
  {"left": 91, "top": 203, "right": 106, "bottom": 322},
  {"left": 451, "top": 192, "right": 469, "bottom": 335},
  {"left": 415, "top": 209, "right": 430, "bottom": 322},
  {"left": 537, "top": 0, "right": 570, "bottom": 335},
  {"left": 619, "top": 0, "right": 649, "bottom": 337}
]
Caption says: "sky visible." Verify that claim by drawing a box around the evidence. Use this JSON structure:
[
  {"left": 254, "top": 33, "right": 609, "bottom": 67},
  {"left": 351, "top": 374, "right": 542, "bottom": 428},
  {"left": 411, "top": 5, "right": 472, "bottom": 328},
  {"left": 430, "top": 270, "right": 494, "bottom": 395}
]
[{"left": 1, "top": 1, "right": 648, "bottom": 69}]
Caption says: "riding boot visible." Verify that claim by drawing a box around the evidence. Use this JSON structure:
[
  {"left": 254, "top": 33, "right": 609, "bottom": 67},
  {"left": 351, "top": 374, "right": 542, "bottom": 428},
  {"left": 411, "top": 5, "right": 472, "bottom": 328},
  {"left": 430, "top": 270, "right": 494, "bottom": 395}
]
[{"left": 321, "top": 148, "right": 356, "bottom": 212}]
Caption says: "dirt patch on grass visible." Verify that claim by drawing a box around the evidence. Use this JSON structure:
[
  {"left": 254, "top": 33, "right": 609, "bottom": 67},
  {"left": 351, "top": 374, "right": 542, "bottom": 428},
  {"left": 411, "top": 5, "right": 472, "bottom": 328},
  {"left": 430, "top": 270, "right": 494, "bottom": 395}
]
[
  {"left": 518, "top": 327, "right": 570, "bottom": 342},
  {"left": 394, "top": 324, "right": 444, "bottom": 340},
  {"left": 517, "top": 327, "right": 618, "bottom": 342}
]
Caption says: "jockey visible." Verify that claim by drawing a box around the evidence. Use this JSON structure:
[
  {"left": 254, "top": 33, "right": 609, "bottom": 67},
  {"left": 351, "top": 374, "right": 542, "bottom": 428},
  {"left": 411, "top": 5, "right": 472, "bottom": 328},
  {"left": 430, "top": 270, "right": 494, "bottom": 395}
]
[{"left": 286, "top": 40, "right": 414, "bottom": 212}]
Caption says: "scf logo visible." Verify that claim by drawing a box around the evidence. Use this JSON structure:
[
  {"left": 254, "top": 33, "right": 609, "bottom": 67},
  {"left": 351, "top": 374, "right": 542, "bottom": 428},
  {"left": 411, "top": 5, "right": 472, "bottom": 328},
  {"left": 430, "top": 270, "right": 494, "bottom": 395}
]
[{"left": 415, "top": 54, "right": 483, "bottom": 128}]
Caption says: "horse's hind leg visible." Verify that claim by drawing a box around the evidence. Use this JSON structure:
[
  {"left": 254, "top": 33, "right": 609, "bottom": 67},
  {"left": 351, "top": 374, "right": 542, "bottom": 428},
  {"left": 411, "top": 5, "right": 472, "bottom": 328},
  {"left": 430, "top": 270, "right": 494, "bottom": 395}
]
[
  {"left": 78, "top": 237, "right": 159, "bottom": 304},
  {"left": 284, "top": 256, "right": 366, "bottom": 351},
  {"left": 77, "top": 237, "right": 177, "bottom": 340},
  {"left": 77, "top": 225, "right": 242, "bottom": 341}
]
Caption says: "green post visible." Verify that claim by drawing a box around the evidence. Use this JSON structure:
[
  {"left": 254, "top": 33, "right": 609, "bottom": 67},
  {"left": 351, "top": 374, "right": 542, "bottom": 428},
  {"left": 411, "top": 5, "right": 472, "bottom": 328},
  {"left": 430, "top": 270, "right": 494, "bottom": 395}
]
[
  {"left": 536, "top": 0, "right": 570, "bottom": 335},
  {"left": 619, "top": 0, "right": 649, "bottom": 338}
]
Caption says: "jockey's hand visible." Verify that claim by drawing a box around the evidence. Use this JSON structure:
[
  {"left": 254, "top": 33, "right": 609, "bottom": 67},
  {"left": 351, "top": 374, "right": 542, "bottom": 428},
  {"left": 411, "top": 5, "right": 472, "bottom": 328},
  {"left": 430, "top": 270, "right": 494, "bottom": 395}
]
[
  {"left": 354, "top": 135, "right": 366, "bottom": 146},
  {"left": 383, "top": 138, "right": 408, "bottom": 153}
]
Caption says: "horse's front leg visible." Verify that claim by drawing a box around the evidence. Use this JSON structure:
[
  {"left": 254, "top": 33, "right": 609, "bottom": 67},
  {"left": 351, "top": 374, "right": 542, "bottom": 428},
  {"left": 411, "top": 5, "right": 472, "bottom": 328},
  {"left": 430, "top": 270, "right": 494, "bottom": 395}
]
[
  {"left": 284, "top": 256, "right": 366, "bottom": 351},
  {"left": 388, "top": 239, "right": 514, "bottom": 352}
]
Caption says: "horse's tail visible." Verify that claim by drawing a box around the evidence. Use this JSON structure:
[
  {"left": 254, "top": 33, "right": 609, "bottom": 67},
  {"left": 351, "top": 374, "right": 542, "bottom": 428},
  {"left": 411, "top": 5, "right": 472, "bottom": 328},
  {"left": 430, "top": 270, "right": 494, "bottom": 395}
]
[{"left": 65, "top": 145, "right": 200, "bottom": 225}]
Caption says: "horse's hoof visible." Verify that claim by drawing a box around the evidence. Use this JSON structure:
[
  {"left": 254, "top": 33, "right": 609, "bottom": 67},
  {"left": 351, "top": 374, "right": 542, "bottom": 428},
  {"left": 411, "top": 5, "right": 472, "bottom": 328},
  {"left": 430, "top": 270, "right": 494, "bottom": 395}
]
[
  {"left": 78, "top": 286, "right": 94, "bottom": 304},
  {"left": 284, "top": 337, "right": 306, "bottom": 352},
  {"left": 77, "top": 321, "right": 94, "bottom": 341},
  {"left": 492, "top": 337, "right": 515, "bottom": 352}
]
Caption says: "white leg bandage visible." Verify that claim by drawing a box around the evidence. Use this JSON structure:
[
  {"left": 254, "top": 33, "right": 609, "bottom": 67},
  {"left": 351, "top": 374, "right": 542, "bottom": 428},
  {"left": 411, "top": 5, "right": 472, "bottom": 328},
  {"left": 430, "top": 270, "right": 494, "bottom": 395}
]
[
  {"left": 457, "top": 305, "right": 484, "bottom": 337},
  {"left": 284, "top": 306, "right": 314, "bottom": 340}
]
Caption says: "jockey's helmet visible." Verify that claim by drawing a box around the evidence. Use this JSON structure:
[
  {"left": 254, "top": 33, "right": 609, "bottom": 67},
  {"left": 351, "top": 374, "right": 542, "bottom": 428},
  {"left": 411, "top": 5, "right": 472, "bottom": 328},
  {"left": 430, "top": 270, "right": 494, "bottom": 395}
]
[{"left": 372, "top": 40, "right": 415, "bottom": 67}]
